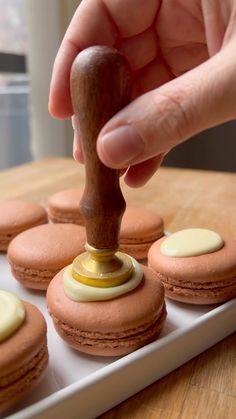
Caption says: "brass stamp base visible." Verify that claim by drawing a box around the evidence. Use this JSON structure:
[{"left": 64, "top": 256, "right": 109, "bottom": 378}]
[{"left": 72, "top": 243, "right": 134, "bottom": 288}]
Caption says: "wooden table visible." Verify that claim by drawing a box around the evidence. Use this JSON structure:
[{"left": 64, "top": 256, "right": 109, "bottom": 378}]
[{"left": 0, "top": 158, "right": 235, "bottom": 418}]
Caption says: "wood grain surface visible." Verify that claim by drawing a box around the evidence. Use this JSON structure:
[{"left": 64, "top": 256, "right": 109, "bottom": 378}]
[{"left": 0, "top": 158, "right": 235, "bottom": 418}]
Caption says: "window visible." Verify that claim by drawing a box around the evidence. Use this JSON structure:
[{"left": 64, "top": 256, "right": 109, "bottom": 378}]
[{"left": 0, "top": 0, "right": 32, "bottom": 170}]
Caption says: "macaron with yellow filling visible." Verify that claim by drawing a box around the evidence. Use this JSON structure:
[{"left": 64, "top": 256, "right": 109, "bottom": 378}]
[
  {"left": 47, "top": 263, "right": 166, "bottom": 356},
  {"left": 148, "top": 228, "right": 236, "bottom": 304},
  {"left": 0, "top": 290, "right": 48, "bottom": 414},
  {"left": 8, "top": 223, "right": 86, "bottom": 290}
]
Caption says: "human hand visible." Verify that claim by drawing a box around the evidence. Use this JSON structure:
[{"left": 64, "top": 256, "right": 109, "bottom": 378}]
[{"left": 49, "top": 0, "right": 236, "bottom": 187}]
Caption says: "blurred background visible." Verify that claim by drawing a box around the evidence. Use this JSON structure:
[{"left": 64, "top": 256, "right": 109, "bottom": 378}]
[{"left": 0, "top": 0, "right": 235, "bottom": 172}]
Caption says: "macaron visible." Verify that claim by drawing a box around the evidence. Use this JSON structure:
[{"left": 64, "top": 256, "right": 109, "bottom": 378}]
[
  {"left": 48, "top": 189, "right": 84, "bottom": 224},
  {"left": 148, "top": 228, "right": 236, "bottom": 304},
  {"left": 48, "top": 193, "right": 164, "bottom": 261},
  {"left": 47, "top": 264, "right": 166, "bottom": 356},
  {"left": 8, "top": 223, "right": 86, "bottom": 290},
  {"left": 119, "top": 207, "right": 164, "bottom": 260},
  {"left": 0, "top": 290, "right": 48, "bottom": 414},
  {"left": 0, "top": 199, "right": 48, "bottom": 252}
]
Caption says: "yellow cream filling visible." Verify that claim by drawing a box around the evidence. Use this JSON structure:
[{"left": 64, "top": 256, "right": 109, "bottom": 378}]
[
  {"left": 160, "top": 228, "right": 224, "bottom": 257},
  {"left": 0, "top": 290, "right": 25, "bottom": 342},
  {"left": 63, "top": 257, "right": 143, "bottom": 302}
]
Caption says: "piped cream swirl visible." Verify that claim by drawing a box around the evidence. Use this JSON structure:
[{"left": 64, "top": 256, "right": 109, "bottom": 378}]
[
  {"left": 64, "top": 257, "right": 143, "bottom": 302},
  {"left": 160, "top": 228, "right": 224, "bottom": 257},
  {"left": 0, "top": 290, "right": 25, "bottom": 342}
]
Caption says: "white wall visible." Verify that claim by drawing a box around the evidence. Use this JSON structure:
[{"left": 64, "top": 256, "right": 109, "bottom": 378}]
[{"left": 24, "top": 0, "right": 80, "bottom": 159}]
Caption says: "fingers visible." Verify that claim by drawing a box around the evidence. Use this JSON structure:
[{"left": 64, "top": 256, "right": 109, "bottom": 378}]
[
  {"left": 73, "top": 132, "right": 84, "bottom": 163},
  {"left": 72, "top": 123, "right": 164, "bottom": 187},
  {"left": 48, "top": 0, "right": 161, "bottom": 119},
  {"left": 117, "top": 28, "right": 158, "bottom": 72},
  {"left": 124, "top": 154, "right": 165, "bottom": 188},
  {"left": 72, "top": 116, "right": 84, "bottom": 163},
  {"left": 48, "top": 0, "right": 117, "bottom": 118},
  {"left": 105, "top": 0, "right": 160, "bottom": 38},
  {"left": 97, "top": 42, "right": 236, "bottom": 169}
]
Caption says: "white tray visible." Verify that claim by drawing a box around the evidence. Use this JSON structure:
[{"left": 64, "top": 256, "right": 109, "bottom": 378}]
[{"left": 1, "top": 253, "right": 236, "bottom": 419}]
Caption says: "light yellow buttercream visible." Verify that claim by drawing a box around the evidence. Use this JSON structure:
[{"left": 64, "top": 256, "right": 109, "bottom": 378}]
[
  {"left": 0, "top": 290, "right": 25, "bottom": 342},
  {"left": 160, "top": 228, "right": 224, "bottom": 257},
  {"left": 63, "top": 257, "right": 143, "bottom": 301}
]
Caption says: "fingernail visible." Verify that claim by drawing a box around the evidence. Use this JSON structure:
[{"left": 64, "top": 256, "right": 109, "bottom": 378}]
[
  {"left": 100, "top": 125, "right": 144, "bottom": 167},
  {"left": 72, "top": 115, "right": 78, "bottom": 131},
  {"left": 73, "top": 135, "right": 77, "bottom": 160}
]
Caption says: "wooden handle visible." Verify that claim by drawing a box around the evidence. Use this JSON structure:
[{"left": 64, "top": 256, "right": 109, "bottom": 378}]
[{"left": 70, "top": 46, "right": 132, "bottom": 249}]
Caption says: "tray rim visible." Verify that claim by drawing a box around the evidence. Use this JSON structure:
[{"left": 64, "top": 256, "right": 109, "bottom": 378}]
[{"left": 8, "top": 297, "right": 236, "bottom": 419}]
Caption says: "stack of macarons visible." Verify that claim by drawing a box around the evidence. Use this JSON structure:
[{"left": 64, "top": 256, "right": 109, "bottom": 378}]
[
  {"left": 148, "top": 228, "right": 236, "bottom": 304},
  {"left": 0, "top": 290, "right": 48, "bottom": 414},
  {"left": 3, "top": 192, "right": 236, "bottom": 368},
  {"left": 1, "top": 193, "right": 165, "bottom": 293},
  {"left": 0, "top": 193, "right": 167, "bottom": 367},
  {"left": 47, "top": 189, "right": 164, "bottom": 259}
]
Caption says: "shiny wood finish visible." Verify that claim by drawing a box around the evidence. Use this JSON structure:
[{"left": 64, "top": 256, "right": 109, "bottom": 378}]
[
  {"left": 0, "top": 158, "right": 235, "bottom": 418},
  {"left": 70, "top": 46, "right": 131, "bottom": 249}
]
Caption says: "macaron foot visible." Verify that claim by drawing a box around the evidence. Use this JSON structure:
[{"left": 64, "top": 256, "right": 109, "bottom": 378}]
[
  {"left": 7, "top": 223, "right": 86, "bottom": 290},
  {"left": 0, "top": 301, "right": 48, "bottom": 414},
  {"left": 47, "top": 265, "right": 167, "bottom": 356},
  {"left": 148, "top": 235, "right": 236, "bottom": 305}
]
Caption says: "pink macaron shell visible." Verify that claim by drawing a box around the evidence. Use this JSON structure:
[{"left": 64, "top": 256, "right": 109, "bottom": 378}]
[
  {"left": 0, "top": 301, "right": 48, "bottom": 413},
  {"left": 7, "top": 223, "right": 86, "bottom": 290},
  {"left": 48, "top": 189, "right": 84, "bottom": 224},
  {"left": 148, "top": 236, "right": 236, "bottom": 304},
  {"left": 47, "top": 265, "right": 166, "bottom": 356},
  {"left": 0, "top": 200, "right": 48, "bottom": 251},
  {"left": 119, "top": 242, "right": 153, "bottom": 260},
  {"left": 120, "top": 207, "right": 164, "bottom": 259}
]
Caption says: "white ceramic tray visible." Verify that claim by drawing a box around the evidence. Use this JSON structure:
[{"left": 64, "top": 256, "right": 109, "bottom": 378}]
[{"left": 1, "top": 253, "right": 236, "bottom": 419}]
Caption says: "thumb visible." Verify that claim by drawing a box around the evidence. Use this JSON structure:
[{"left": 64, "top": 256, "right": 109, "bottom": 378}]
[{"left": 97, "top": 42, "right": 236, "bottom": 169}]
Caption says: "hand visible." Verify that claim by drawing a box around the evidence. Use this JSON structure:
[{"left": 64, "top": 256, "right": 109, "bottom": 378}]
[{"left": 49, "top": 0, "right": 236, "bottom": 187}]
